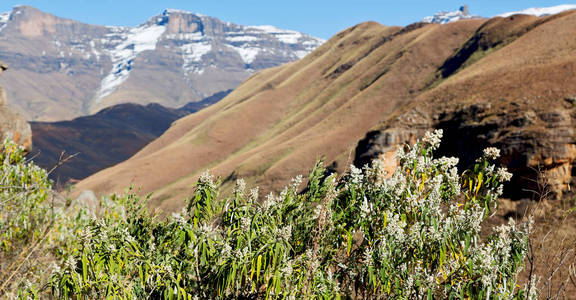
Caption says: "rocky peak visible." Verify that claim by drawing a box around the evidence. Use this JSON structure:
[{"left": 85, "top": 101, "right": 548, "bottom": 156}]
[{"left": 422, "top": 5, "right": 483, "bottom": 24}]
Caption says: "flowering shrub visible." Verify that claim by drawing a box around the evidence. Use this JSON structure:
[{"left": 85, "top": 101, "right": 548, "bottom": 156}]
[
  {"left": 1, "top": 131, "right": 532, "bottom": 298},
  {"left": 0, "top": 140, "right": 91, "bottom": 297},
  {"left": 41, "top": 130, "right": 531, "bottom": 299}
]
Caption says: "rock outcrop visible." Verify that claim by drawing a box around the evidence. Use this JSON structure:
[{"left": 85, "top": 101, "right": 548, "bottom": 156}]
[
  {"left": 0, "top": 63, "right": 31, "bottom": 150},
  {"left": 355, "top": 101, "right": 576, "bottom": 200}
]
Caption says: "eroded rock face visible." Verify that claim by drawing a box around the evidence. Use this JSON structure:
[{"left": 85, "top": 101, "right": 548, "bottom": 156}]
[
  {"left": 355, "top": 100, "right": 576, "bottom": 200},
  {"left": 0, "top": 64, "right": 31, "bottom": 150}
]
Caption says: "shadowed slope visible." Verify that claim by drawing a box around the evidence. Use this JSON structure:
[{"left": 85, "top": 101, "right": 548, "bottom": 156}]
[{"left": 31, "top": 91, "right": 229, "bottom": 184}]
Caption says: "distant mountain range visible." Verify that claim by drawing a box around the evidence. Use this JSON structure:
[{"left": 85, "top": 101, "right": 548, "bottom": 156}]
[
  {"left": 31, "top": 90, "right": 230, "bottom": 184},
  {"left": 0, "top": 6, "right": 324, "bottom": 121}
]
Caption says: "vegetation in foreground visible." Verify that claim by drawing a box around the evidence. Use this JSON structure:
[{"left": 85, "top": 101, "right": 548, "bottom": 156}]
[{"left": 0, "top": 131, "right": 534, "bottom": 298}]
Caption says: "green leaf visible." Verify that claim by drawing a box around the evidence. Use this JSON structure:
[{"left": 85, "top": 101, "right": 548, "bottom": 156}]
[{"left": 256, "top": 255, "right": 262, "bottom": 283}]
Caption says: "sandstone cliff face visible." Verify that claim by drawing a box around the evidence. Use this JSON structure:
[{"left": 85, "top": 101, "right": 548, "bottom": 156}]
[
  {"left": 0, "top": 63, "right": 31, "bottom": 150},
  {"left": 355, "top": 101, "right": 576, "bottom": 200}
]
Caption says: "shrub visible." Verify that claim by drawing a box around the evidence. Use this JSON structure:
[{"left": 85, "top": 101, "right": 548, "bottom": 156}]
[
  {"left": 42, "top": 130, "right": 532, "bottom": 299},
  {"left": 0, "top": 139, "right": 52, "bottom": 253}
]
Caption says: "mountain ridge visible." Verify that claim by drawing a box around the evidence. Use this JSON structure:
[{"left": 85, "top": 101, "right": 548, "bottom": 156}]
[{"left": 0, "top": 5, "right": 324, "bottom": 121}]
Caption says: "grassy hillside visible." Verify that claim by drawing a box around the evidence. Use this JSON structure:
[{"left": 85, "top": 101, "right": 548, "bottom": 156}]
[{"left": 75, "top": 19, "right": 484, "bottom": 211}]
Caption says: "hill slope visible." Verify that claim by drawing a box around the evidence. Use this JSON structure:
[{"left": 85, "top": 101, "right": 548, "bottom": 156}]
[
  {"left": 0, "top": 6, "right": 323, "bottom": 121},
  {"left": 76, "top": 10, "right": 576, "bottom": 211}
]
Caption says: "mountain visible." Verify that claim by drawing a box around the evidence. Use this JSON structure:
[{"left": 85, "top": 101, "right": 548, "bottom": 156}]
[
  {"left": 422, "top": 5, "right": 482, "bottom": 24},
  {"left": 73, "top": 19, "right": 483, "bottom": 210},
  {"left": 73, "top": 10, "right": 576, "bottom": 211},
  {"left": 0, "top": 6, "right": 324, "bottom": 121},
  {"left": 31, "top": 90, "right": 230, "bottom": 184}
]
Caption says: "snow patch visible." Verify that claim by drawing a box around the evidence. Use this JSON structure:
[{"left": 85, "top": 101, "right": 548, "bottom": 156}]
[
  {"left": 294, "top": 50, "right": 309, "bottom": 59},
  {"left": 0, "top": 11, "right": 10, "bottom": 33},
  {"left": 226, "top": 44, "right": 261, "bottom": 64},
  {"left": 166, "top": 32, "right": 204, "bottom": 41},
  {"left": 226, "top": 35, "right": 260, "bottom": 42},
  {"left": 498, "top": 5, "right": 576, "bottom": 18},
  {"left": 181, "top": 41, "right": 212, "bottom": 74},
  {"left": 93, "top": 24, "right": 166, "bottom": 104},
  {"left": 247, "top": 25, "right": 304, "bottom": 44}
]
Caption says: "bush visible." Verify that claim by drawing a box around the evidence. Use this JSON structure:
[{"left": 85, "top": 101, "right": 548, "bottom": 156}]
[
  {"left": 41, "top": 130, "right": 532, "bottom": 299},
  {"left": 0, "top": 139, "right": 52, "bottom": 252}
]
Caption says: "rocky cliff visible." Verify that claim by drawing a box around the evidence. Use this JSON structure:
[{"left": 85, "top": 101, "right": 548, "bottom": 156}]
[
  {"left": 0, "top": 63, "right": 31, "bottom": 149},
  {"left": 0, "top": 6, "right": 324, "bottom": 121}
]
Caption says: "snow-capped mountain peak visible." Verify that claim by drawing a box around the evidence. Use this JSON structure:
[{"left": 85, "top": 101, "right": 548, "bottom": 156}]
[
  {"left": 90, "top": 8, "right": 326, "bottom": 106},
  {"left": 422, "top": 5, "right": 482, "bottom": 24},
  {"left": 498, "top": 4, "right": 576, "bottom": 18}
]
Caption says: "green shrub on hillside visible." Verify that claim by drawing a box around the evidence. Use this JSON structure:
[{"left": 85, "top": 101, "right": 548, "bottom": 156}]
[
  {"left": 40, "top": 130, "right": 533, "bottom": 299},
  {"left": 0, "top": 139, "right": 51, "bottom": 252}
]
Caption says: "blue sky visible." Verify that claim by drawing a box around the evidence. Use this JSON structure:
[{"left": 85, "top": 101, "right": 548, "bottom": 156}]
[{"left": 0, "top": 1, "right": 574, "bottom": 38}]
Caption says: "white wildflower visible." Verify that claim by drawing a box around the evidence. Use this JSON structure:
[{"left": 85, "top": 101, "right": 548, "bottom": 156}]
[
  {"left": 249, "top": 187, "right": 259, "bottom": 202},
  {"left": 233, "top": 178, "right": 246, "bottom": 195},
  {"left": 262, "top": 192, "right": 276, "bottom": 210},
  {"left": 422, "top": 129, "right": 443, "bottom": 150},
  {"left": 483, "top": 147, "right": 501, "bottom": 160},
  {"left": 435, "top": 156, "right": 459, "bottom": 170},
  {"left": 360, "top": 196, "right": 371, "bottom": 218},
  {"left": 240, "top": 217, "right": 251, "bottom": 231},
  {"left": 221, "top": 243, "right": 232, "bottom": 259},
  {"left": 282, "top": 261, "right": 294, "bottom": 277},
  {"left": 362, "top": 248, "right": 374, "bottom": 266},
  {"left": 496, "top": 167, "right": 513, "bottom": 182},
  {"left": 199, "top": 170, "right": 216, "bottom": 188},
  {"left": 65, "top": 256, "right": 76, "bottom": 270},
  {"left": 290, "top": 174, "right": 303, "bottom": 191},
  {"left": 349, "top": 165, "right": 363, "bottom": 185},
  {"left": 278, "top": 225, "right": 292, "bottom": 241}
]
